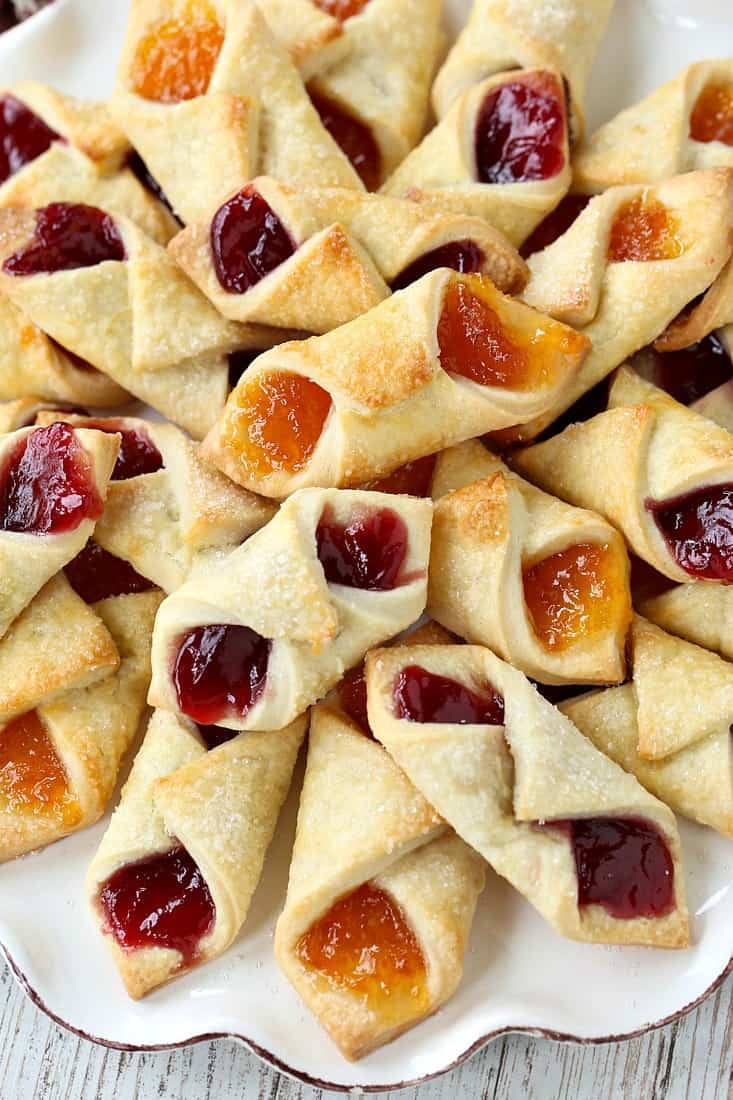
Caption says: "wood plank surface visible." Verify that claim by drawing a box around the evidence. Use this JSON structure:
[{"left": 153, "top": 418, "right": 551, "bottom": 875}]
[{"left": 1, "top": 960, "right": 731, "bottom": 1099}]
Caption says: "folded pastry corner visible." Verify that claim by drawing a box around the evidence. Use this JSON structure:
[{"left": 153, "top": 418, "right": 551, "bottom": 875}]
[
  {"left": 428, "top": 442, "right": 631, "bottom": 685},
  {"left": 255, "top": 0, "right": 348, "bottom": 81},
  {"left": 514, "top": 365, "right": 733, "bottom": 584},
  {"left": 148, "top": 486, "right": 432, "bottom": 732},
  {"left": 639, "top": 581, "right": 733, "bottom": 664},
  {"left": 562, "top": 615, "right": 733, "bottom": 838},
  {"left": 383, "top": 67, "right": 572, "bottom": 248},
  {"left": 274, "top": 684, "right": 484, "bottom": 1059},
  {"left": 201, "top": 270, "right": 589, "bottom": 499},
  {"left": 365, "top": 642, "right": 689, "bottom": 948},
  {"left": 87, "top": 707, "right": 306, "bottom": 999}
]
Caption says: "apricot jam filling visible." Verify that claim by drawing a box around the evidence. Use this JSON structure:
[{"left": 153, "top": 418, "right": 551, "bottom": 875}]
[
  {"left": 229, "top": 372, "right": 332, "bottom": 479},
  {"left": 475, "top": 71, "right": 566, "bottom": 184},
  {"left": 130, "top": 2, "right": 224, "bottom": 104},
  {"left": 296, "top": 882, "right": 429, "bottom": 1022},
  {"left": 690, "top": 81, "right": 733, "bottom": 146},
  {"left": 316, "top": 505, "right": 409, "bottom": 590},
  {"left": 173, "top": 624, "right": 270, "bottom": 725},
  {"left": 0, "top": 711, "right": 81, "bottom": 828},
  {"left": 99, "top": 845, "right": 215, "bottom": 963},
  {"left": 549, "top": 817, "right": 675, "bottom": 919},
  {"left": 0, "top": 94, "right": 64, "bottom": 184},
  {"left": 522, "top": 542, "right": 629, "bottom": 651},
  {"left": 437, "top": 276, "right": 571, "bottom": 391},
  {"left": 312, "top": 0, "right": 371, "bottom": 21},
  {"left": 211, "top": 187, "right": 295, "bottom": 294},
  {"left": 647, "top": 483, "right": 733, "bottom": 582},
  {"left": 608, "top": 196, "right": 684, "bottom": 263},
  {"left": 309, "top": 87, "right": 380, "bottom": 190},
  {"left": 394, "top": 666, "right": 505, "bottom": 725}
]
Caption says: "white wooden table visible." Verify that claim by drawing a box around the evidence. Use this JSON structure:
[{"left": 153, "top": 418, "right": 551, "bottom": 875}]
[{"left": 1, "top": 959, "right": 731, "bottom": 1099}]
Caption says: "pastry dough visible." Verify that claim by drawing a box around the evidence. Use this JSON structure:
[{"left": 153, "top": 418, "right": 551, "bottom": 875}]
[
  {"left": 514, "top": 365, "right": 733, "bottom": 583},
  {"left": 513, "top": 168, "right": 733, "bottom": 440},
  {"left": 169, "top": 178, "right": 528, "bottom": 332},
  {"left": 0, "top": 398, "right": 82, "bottom": 433},
  {"left": 110, "top": 0, "right": 362, "bottom": 227},
  {"left": 0, "top": 82, "right": 179, "bottom": 244},
  {"left": 148, "top": 487, "right": 432, "bottom": 731},
  {"left": 654, "top": 255, "right": 733, "bottom": 355},
  {"left": 382, "top": 68, "right": 572, "bottom": 248},
  {"left": 562, "top": 616, "right": 733, "bottom": 837},
  {"left": 366, "top": 642, "right": 689, "bottom": 948},
  {"left": 574, "top": 60, "right": 733, "bottom": 194},
  {"left": 255, "top": 0, "right": 348, "bottom": 80},
  {"left": 427, "top": 440, "right": 631, "bottom": 685},
  {"left": 432, "top": 0, "right": 615, "bottom": 134},
  {"left": 0, "top": 586, "right": 161, "bottom": 862},
  {"left": 274, "top": 691, "right": 484, "bottom": 1060},
  {"left": 87, "top": 708, "right": 306, "bottom": 998},
  {"left": 0, "top": 206, "right": 271, "bottom": 438},
  {"left": 307, "top": 0, "right": 444, "bottom": 186},
  {"left": 639, "top": 581, "right": 733, "bottom": 664},
  {"left": 0, "top": 423, "right": 119, "bottom": 639},
  {"left": 36, "top": 412, "right": 276, "bottom": 593},
  {"left": 201, "top": 270, "right": 589, "bottom": 500},
  {"left": 0, "top": 293, "right": 128, "bottom": 408}
]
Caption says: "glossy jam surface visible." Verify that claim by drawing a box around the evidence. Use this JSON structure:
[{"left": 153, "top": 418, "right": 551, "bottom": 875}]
[
  {"left": 439, "top": 279, "right": 555, "bottom": 391},
  {"left": 0, "top": 422, "right": 103, "bottom": 535},
  {"left": 646, "top": 334, "right": 732, "bottom": 406},
  {"left": 309, "top": 87, "right": 380, "bottom": 190},
  {"left": 296, "top": 883, "right": 429, "bottom": 1021},
  {"left": 231, "top": 372, "right": 332, "bottom": 479},
  {"left": 130, "top": 3, "right": 224, "bottom": 104},
  {"left": 79, "top": 418, "right": 164, "bottom": 480},
  {"left": 3, "top": 203, "right": 126, "bottom": 276},
  {"left": 557, "top": 816, "right": 675, "bottom": 919},
  {"left": 475, "top": 74, "right": 566, "bottom": 184},
  {"left": 523, "top": 542, "right": 628, "bottom": 651},
  {"left": 520, "top": 193, "right": 590, "bottom": 258},
  {"left": 99, "top": 845, "right": 215, "bottom": 963},
  {"left": 316, "top": 506, "right": 408, "bottom": 590},
  {"left": 339, "top": 665, "right": 372, "bottom": 736},
  {"left": 359, "top": 454, "right": 437, "bottom": 497},
  {"left": 64, "top": 540, "right": 155, "bottom": 604},
  {"left": 211, "top": 187, "right": 295, "bottom": 295},
  {"left": 608, "top": 197, "right": 683, "bottom": 263},
  {"left": 690, "top": 81, "right": 733, "bottom": 145},
  {"left": 0, "top": 94, "right": 63, "bottom": 184},
  {"left": 0, "top": 711, "right": 81, "bottom": 826},
  {"left": 312, "top": 0, "right": 371, "bottom": 20},
  {"left": 391, "top": 241, "right": 485, "bottom": 292},
  {"left": 173, "top": 624, "right": 270, "bottom": 725},
  {"left": 394, "top": 665, "right": 505, "bottom": 725},
  {"left": 647, "top": 483, "right": 733, "bottom": 581}
]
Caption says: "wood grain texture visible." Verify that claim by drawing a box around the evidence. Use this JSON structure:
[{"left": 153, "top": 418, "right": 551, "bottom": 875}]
[{"left": 1, "top": 959, "right": 731, "bottom": 1100}]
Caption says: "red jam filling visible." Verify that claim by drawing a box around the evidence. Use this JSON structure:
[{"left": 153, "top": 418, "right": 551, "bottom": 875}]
[
  {"left": 0, "top": 710, "right": 81, "bottom": 827},
  {"left": 309, "top": 87, "right": 380, "bottom": 190},
  {"left": 475, "top": 73, "right": 566, "bottom": 184},
  {"left": 126, "top": 151, "right": 181, "bottom": 224},
  {"left": 552, "top": 816, "right": 675, "bottom": 919},
  {"left": 391, "top": 241, "right": 485, "bottom": 292},
  {"left": 647, "top": 483, "right": 733, "bottom": 581},
  {"left": 64, "top": 540, "right": 155, "bottom": 603},
  {"left": 227, "top": 350, "right": 259, "bottom": 389},
  {"left": 312, "top": 0, "right": 371, "bottom": 21},
  {"left": 359, "top": 454, "right": 437, "bottom": 497},
  {"left": 0, "top": 94, "right": 64, "bottom": 184},
  {"left": 316, "top": 505, "right": 408, "bottom": 590},
  {"left": 608, "top": 197, "right": 683, "bottom": 263},
  {"left": 689, "top": 81, "right": 733, "bottom": 145},
  {"left": 130, "top": 4, "right": 224, "bottom": 104},
  {"left": 78, "top": 418, "right": 164, "bottom": 480},
  {"left": 2, "top": 203, "right": 126, "bottom": 276},
  {"left": 98, "top": 844, "right": 215, "bottom": 963},
  {"left": 195, "top": 723, "right": 239, "bottom": 749},
  {"left": 0, "top": 422, "right": 103, "bottom": 535},
  {"left": 520, "top": 194, "right": 591, "bottom": 258},
  {"left": 339, "top": 664, "right": 372, "bottom": 736},
  {"left": 173, "top": 624, "right": 270, "bottom": 725},
  {"left": 229, "top": 371, "right": 332, "bottom": 479},
  {"left": 211, "top": 187, "right": 296, "bottom": 295},
  {"left": 393, "top": 665, "right": 505, "bottom": 724},
  {"left": 644, "top": 334, "right": 732, "bottom": 406}
]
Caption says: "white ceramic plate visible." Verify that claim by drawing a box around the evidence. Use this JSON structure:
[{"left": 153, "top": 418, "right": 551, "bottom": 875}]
[{"left": 1, "top": 0, "right": 733, "bottom": 1091}]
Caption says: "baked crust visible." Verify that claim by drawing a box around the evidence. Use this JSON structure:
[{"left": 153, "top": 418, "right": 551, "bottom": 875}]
[
  {"left": 86, "top": 708, "right": 306, "bottom": 999},
  {"left": 640, "top": 582, "right": 733, "bottom": 663},
  {"left": 148, "top": 487, "right": 432, "bottom": 731},
  {"left": 366, "top": 642, "right": 689, "bottom": 948},
  {"left": 201, "top": 270, "right": 589, "bottom": 499},
  {"left": 427, "top": 440, "right": 631, "bottom": 685},
  {"left": 382, "top": 68, "right": 572, "bottom": 247},
  {"left": 256, "top": 0, "right": 348, "bottom": 80}
]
